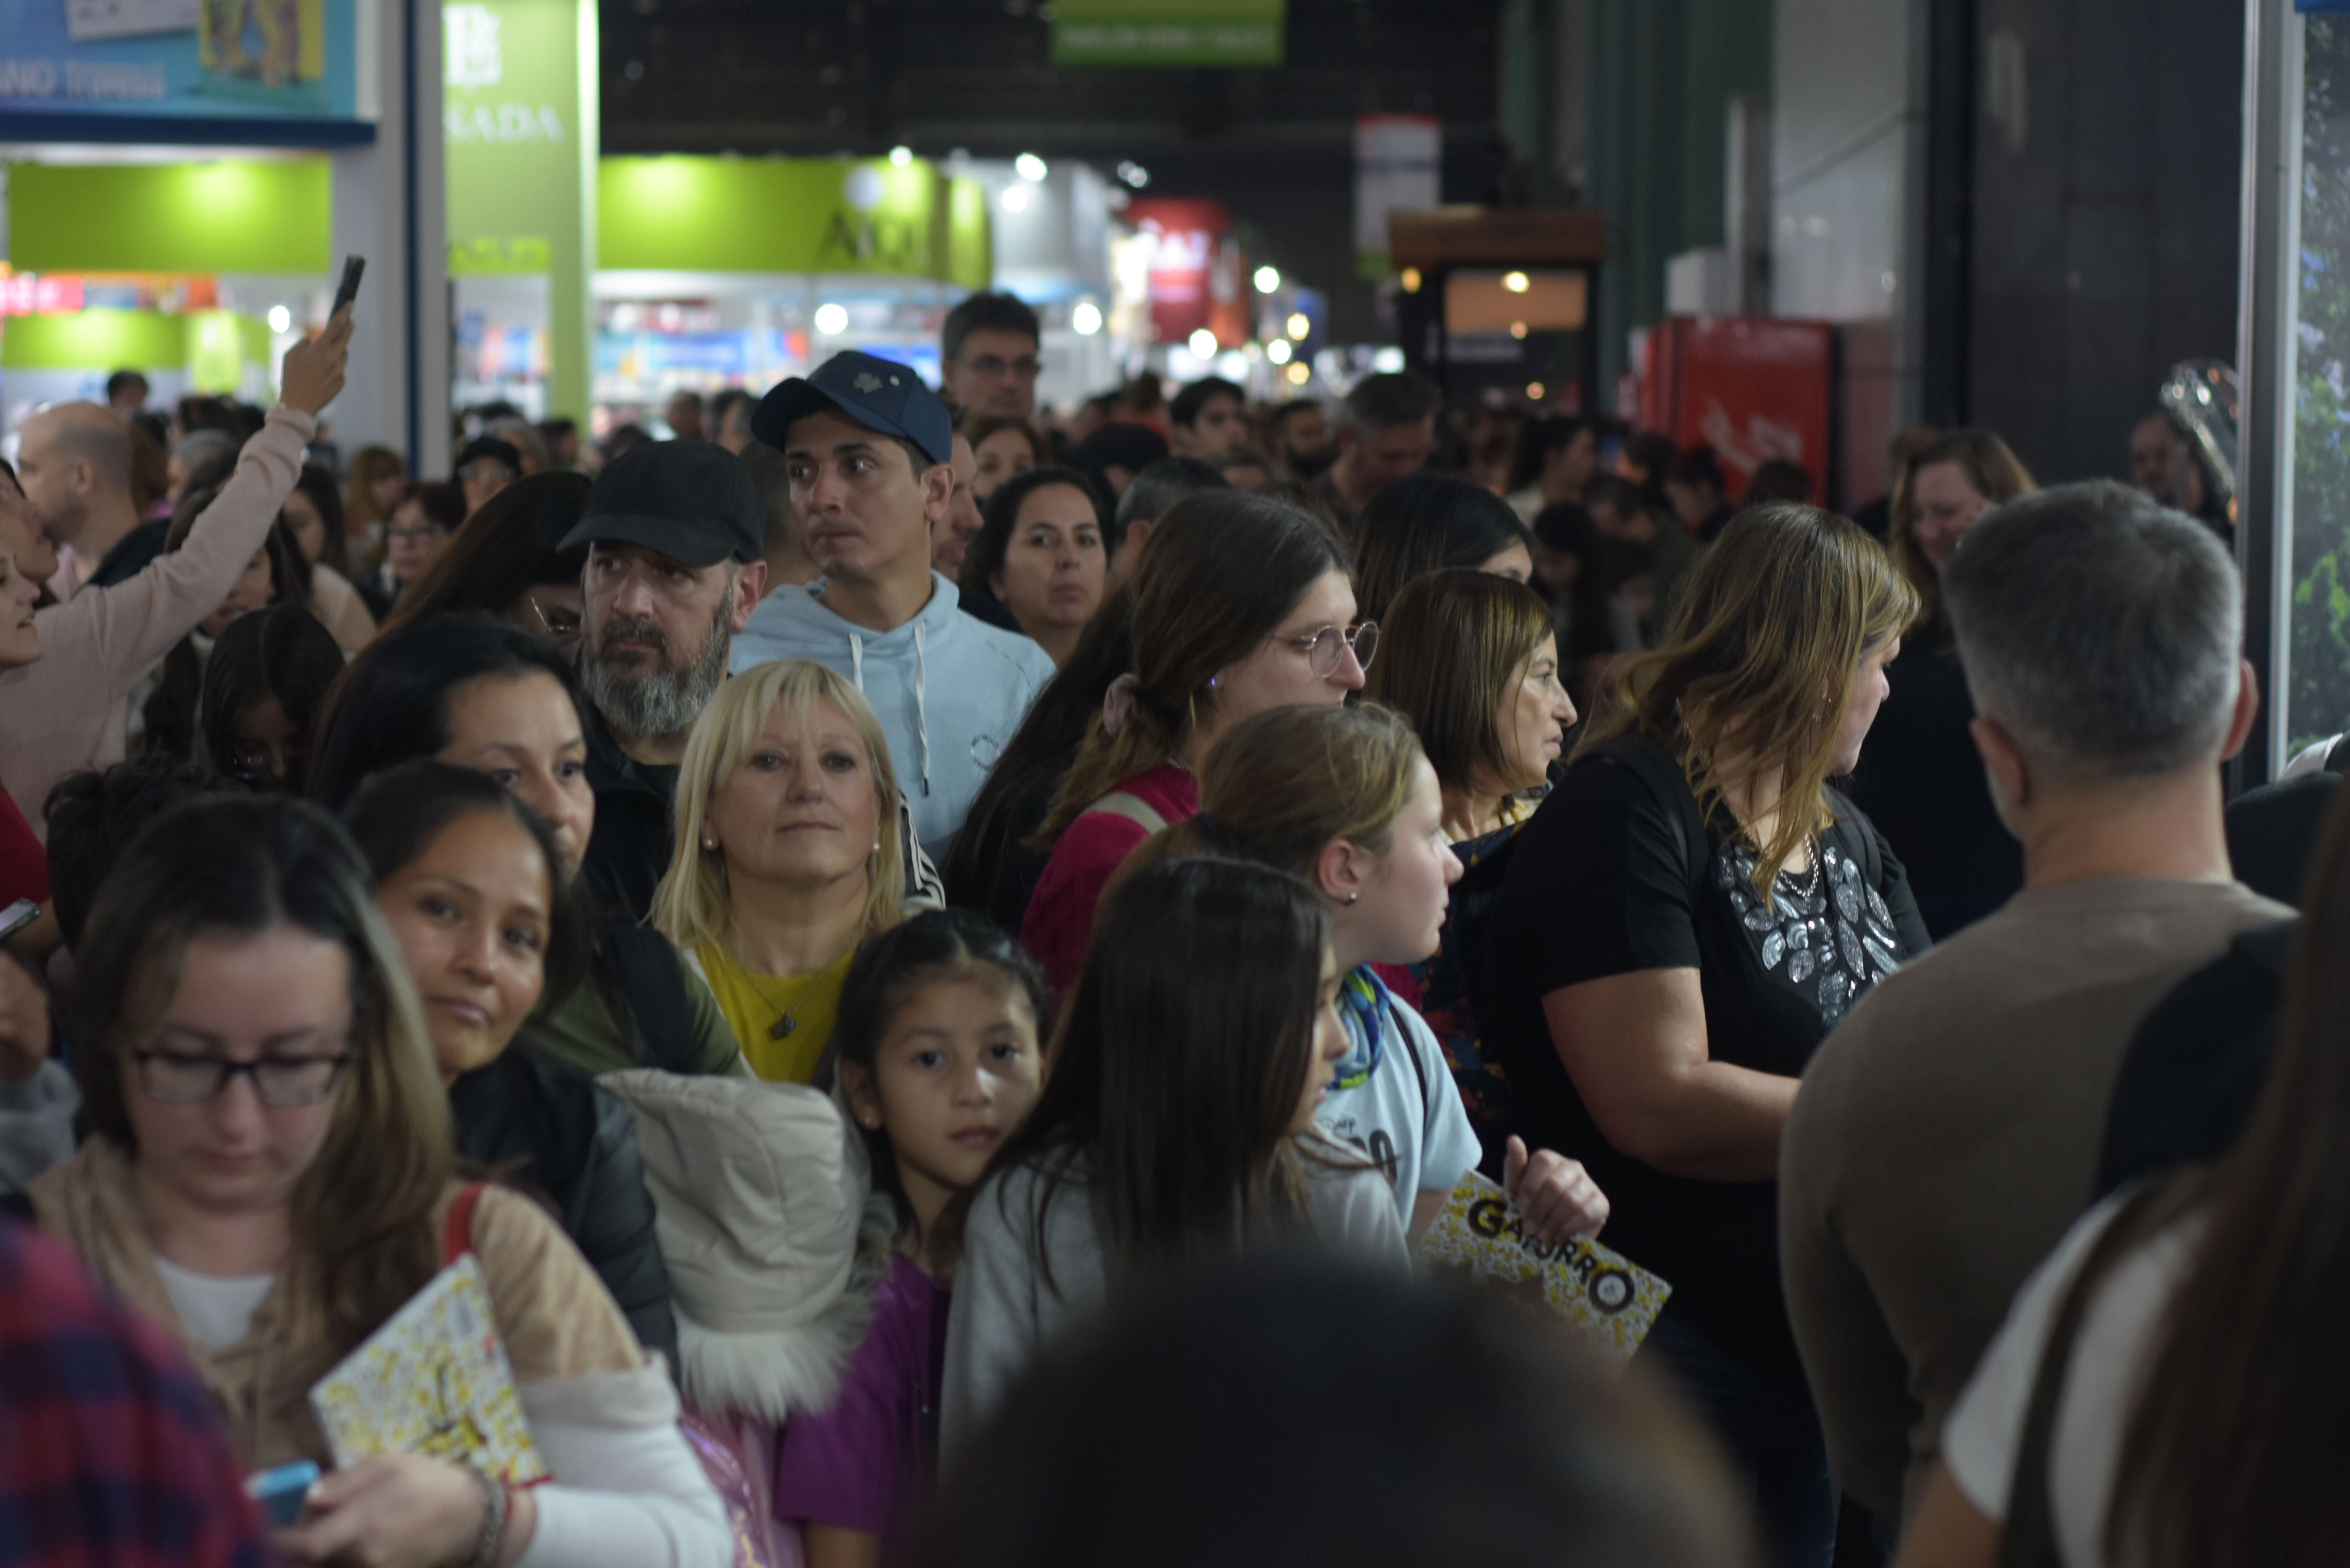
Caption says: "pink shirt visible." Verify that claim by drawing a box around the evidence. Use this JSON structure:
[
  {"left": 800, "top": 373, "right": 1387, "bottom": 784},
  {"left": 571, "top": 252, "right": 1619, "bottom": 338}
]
[
  {"left": 1019, "top": 760, "right": 1199, "bottom": 995},
  {"left": 0, "top": 407, "right": 313, "bottom": 837}
]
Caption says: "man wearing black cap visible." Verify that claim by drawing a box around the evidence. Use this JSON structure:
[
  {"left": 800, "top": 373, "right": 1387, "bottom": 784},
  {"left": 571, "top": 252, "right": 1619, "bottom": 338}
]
[
  {"left": 733, "top": 351, "right": 1055, "bottom": 857},
  {"left": 456, "top": 434, "right": 523, "bottom": 514},
  {"left": 560, "top": 440, "right": 769, "bottom": 919}
]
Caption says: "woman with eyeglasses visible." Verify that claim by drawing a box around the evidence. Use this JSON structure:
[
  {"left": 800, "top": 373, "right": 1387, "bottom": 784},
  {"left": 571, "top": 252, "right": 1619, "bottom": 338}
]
[
  {"left": 24, "top": 793, "right": 732, "bottom": 1567},
  {"left": 381, "top": 472, "right": 593, "bottom": 663},
  {"left": 362, "top": 480, "right": 465, "bottom": 620},
  {"left": 1020, "top": 491, "right": 1372, "bottom": 995}
]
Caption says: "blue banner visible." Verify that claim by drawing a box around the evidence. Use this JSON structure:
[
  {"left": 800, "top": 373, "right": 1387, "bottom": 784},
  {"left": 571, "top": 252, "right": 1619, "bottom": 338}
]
[{"left": 0, "top": 0, "right": 359, "bottom": 124}]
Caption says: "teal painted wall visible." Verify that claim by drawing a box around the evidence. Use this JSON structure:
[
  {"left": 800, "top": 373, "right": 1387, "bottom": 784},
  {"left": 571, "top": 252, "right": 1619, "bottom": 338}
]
[{"left": 1579, "top": 0, "right": 1773, "bottom": 408}]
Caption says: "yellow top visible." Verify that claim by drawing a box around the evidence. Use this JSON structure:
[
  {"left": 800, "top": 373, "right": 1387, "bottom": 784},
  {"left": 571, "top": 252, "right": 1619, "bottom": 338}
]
[{"left": 694, "top": 940, "right": 857, "bottom": 1085}]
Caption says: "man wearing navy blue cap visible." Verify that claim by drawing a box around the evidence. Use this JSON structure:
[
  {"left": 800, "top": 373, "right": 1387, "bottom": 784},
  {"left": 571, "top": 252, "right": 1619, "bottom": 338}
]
[{"left": 732, "top": 351, "right": 1055, "bottom": 857}]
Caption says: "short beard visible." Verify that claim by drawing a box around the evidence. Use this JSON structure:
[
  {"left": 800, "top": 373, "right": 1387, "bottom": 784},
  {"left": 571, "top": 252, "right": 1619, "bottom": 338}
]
[{"left": 581, "top": 588, "right": 734, "bottom": 745}]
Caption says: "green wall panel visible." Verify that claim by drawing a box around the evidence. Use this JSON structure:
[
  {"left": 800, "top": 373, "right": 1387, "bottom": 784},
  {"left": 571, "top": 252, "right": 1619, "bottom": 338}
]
[
  {"left": 600, "top": 156, "right": 980, "bottom": 282},
  {"left": 1, "top": 310, "right": 190, "bottom": 371},
  {"left": 6, "top": 160, "right": 332, "bottom": 274}
]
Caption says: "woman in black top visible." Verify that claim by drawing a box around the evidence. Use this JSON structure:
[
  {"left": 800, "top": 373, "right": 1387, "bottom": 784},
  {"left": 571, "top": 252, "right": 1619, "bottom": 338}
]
[
  {"left": 1844, "top": 429, "right": 2036, "bottom": 939},
  {"left": 1477, "top": 503, "right": 1928, "bottom": 1568}
]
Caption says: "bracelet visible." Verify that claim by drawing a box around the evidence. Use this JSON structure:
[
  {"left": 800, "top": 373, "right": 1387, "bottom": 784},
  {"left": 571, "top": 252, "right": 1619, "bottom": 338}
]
[{"left": 465, "top": 1466, "right": 506, "bottom": 1568}]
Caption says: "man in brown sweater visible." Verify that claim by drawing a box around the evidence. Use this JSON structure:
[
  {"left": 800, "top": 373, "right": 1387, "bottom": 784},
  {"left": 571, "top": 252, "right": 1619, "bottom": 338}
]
[{"left": 1780, "top": 481, "right": 2290, "bottom": 1529}]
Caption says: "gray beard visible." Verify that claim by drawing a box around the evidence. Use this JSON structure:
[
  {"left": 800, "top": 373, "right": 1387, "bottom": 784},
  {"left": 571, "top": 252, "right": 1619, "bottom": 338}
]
[{"left": 580, "top": 598, "right": 732, "bottom": 745}]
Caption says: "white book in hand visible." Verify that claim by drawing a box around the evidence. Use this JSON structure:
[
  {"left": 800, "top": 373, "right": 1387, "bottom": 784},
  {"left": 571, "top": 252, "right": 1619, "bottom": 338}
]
[{"left": 309, "top": 1253, "right": 549, "bottom": 1485}]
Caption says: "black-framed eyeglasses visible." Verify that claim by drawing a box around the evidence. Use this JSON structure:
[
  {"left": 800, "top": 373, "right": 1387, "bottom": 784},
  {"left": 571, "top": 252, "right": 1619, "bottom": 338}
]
[
  {"left": 1274, "top": 620, "right": 1378, "bottom": 678},
  {"left": 133, "top": 1050, "right": 352, "bottom": 1108}
]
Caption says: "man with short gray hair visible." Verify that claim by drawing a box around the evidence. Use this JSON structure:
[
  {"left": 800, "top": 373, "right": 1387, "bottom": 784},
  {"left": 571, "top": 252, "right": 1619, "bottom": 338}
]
[{"left": 1777, "top": 481, "right": 2290, "bottom": 1530}]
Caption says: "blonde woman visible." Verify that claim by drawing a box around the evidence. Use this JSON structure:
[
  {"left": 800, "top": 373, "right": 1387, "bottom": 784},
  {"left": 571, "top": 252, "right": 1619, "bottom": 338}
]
[
  {"left": 1850, "top": 428, "right": 2037, "bottom": 938},
  {"left": 1474, "top": 502, "right": 1927, "bottom": 1567},
  {"left": 654, "top": 659, "right": 908, "bottom": 1082},
  {"left": 28, "top": 793, "right": 730, "bottom": 1568}
]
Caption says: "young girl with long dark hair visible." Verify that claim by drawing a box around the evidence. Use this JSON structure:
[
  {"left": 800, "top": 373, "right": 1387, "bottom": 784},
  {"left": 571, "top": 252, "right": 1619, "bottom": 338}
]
[
  {"left": 943, "top": 857, "right": 1397, "bottom": 1450},
  {"left": 773, "top": 908, "right": 1048, "bottom": 1567}
]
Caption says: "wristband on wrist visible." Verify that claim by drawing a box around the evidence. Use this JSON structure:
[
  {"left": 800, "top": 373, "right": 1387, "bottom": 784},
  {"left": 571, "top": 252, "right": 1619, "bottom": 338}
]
[{"left": 466, "top": 1467, "right": 506, "bottom": 1568}]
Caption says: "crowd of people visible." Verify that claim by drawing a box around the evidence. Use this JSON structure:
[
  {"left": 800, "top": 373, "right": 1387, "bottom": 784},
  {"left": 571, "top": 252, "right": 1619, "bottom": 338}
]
[{"left": 0, "top": 285, "right": 2328, "bottom": 1568}]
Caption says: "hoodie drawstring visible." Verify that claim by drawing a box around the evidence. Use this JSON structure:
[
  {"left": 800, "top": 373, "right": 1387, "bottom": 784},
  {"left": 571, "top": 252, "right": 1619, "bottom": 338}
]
[
  {"left": 913, "top": 620, "right": 932, "bottom": 799},
  {"left": 844, "top": 624, "right": 931, "bottom": 799}
]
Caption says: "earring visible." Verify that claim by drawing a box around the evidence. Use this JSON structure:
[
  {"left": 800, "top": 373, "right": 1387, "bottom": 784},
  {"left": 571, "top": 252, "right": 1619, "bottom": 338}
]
[
  {"left": 701, "top": 836, "right": 718, "bottom": 851},
  {"left": 1345, "top": 891, "right": 1359, "bottom": 906}
]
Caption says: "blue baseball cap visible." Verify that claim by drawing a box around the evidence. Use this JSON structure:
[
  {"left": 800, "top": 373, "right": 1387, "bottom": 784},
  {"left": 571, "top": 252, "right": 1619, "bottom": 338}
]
[{"left": 750, "top": 351, "right": 954, "bottom": 466}]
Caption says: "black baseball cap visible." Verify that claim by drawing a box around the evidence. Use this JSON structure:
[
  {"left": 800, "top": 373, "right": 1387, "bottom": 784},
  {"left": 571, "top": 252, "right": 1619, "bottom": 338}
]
[
  {"left": 750, "top": 350, "right": 954, "bottom": 466},
  {"left": 557, "top": 439, "right": 763, "bottom": 569},
  {"left": 456, "top": 436, "right": 523, "bottom": 475}
]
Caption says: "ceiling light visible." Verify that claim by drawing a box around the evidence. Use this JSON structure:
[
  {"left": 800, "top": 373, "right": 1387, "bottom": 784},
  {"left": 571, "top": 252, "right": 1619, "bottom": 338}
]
[
  {"left": 888, "top": 145, "right": 913, "bottom": 167},
  {"left": 1266, "top": 338, "right": 1292, "bottom": 364},
  {"left": 1252, "top": 264, "right": 1280, "bottom": 294},
  {"left": 1187, "top": 327, "right": 1218, "bottom": 358},
  {"left": 813, "top": 302, "right": 849, "bottom": 335},
  {"left": 1503, "top": 270, "right": 1530, "bottom": 293},
  {"left": 1015, "top": 152, "right": 1047, "bottom": 182},
  {"left": 1072, "top": 300, "right": 1103, "bottom": 336},
  {"left": 1001, "top": 185, "right": 1030, "bottom": 212},
  {"left": 267, "top": 305, "right": 291, "bottom": 333}
]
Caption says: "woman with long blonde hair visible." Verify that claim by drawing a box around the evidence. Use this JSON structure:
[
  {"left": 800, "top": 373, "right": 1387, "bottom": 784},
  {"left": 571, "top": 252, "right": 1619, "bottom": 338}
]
[
  {"left": 1473, "top": 503, "right": 1929, "bottom": 1567},
  {"left": 654, "top": 659, "right": 908, "bottom": 1082},
  {"left": 1850, "top": 428, "right": 2037, "bottom": 937}
]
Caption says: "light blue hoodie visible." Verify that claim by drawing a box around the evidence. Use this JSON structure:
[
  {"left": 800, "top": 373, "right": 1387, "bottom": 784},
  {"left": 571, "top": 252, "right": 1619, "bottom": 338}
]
[{"left": 729, "top": 573, "right": 1057, "bottom": 857}]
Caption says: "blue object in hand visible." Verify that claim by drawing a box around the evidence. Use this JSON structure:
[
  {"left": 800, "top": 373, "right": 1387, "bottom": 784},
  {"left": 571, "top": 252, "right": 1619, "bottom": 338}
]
[{"left": 246, "top": 1459, "right": 321, "bottom": 1527}]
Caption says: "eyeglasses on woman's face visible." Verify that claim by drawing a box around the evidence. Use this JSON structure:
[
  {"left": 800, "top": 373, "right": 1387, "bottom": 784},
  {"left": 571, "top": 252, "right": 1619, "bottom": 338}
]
[
  {"left": 1273, "top": 620, "right": 1379, "bottom": 679},
  {"left": 132, "top": 1049, "right": 352, "bottom": 1108}
]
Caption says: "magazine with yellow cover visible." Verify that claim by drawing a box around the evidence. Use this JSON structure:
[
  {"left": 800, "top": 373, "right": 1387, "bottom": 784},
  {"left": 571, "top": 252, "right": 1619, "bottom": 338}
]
[
  {"left": 309, "top": 1253, "right": 547, "bottom": 1484},
  {"left": 1412, "top": 1171, "right": 1672, "bottom": 1367}
]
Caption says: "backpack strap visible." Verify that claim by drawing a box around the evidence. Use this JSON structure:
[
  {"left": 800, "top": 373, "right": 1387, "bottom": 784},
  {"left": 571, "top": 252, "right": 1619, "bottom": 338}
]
[
  {"left": 1590, "top": 734, "right": 1710, "bottom": 896},
  {"left": 1998, "top": 1181, "right": 2170, "bottom": 1568},
  {"left": 1383, "top": 993, "right": 1430, "bottom": 1105},
  {"left": 1088, "top": 790, "right": 1169, "bottom": 838},
  {"left": 443, "top": 1181, "right": 490, "bottom": 1266},
  {"left": 600, "top": 924, "right": 700, "bottom": 1075}
]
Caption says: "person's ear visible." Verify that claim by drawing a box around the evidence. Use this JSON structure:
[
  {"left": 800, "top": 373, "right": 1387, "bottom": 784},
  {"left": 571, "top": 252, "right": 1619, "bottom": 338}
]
[
  {"left": 1969, "top": 715, "right": 2033, "bottom": 815},
  {"left": 731, "top": 560, "right": 768, "bottom": 630},
  {"left": 1124, "top": 516, "right": 1155, "bottom": 559},
  {"left": 839, "top": 1060, "right": 884, "bottom": 1133},
  {"left": 2220, "top": 658, "right": 2261, "bottom": 763},
  {"left": 1314, "top": 836, "right": 1369, "bottom": 906},
  {"left": 920, "top": 460, "right": 955, "bottom": 526}
]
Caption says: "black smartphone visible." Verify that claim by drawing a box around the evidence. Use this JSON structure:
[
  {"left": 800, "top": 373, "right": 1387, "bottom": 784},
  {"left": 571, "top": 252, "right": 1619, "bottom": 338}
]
[{"left": 332, "top": 255, "right": 365, "bottom": 314}]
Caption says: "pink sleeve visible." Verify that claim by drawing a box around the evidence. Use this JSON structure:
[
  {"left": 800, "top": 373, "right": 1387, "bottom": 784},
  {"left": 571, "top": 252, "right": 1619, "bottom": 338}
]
[
  {"left": 72, "top": 405, "right": 314, "bottom": 681},
  {"left": 1019, "top": 811, "right": 1150, "bottom": 996}
]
